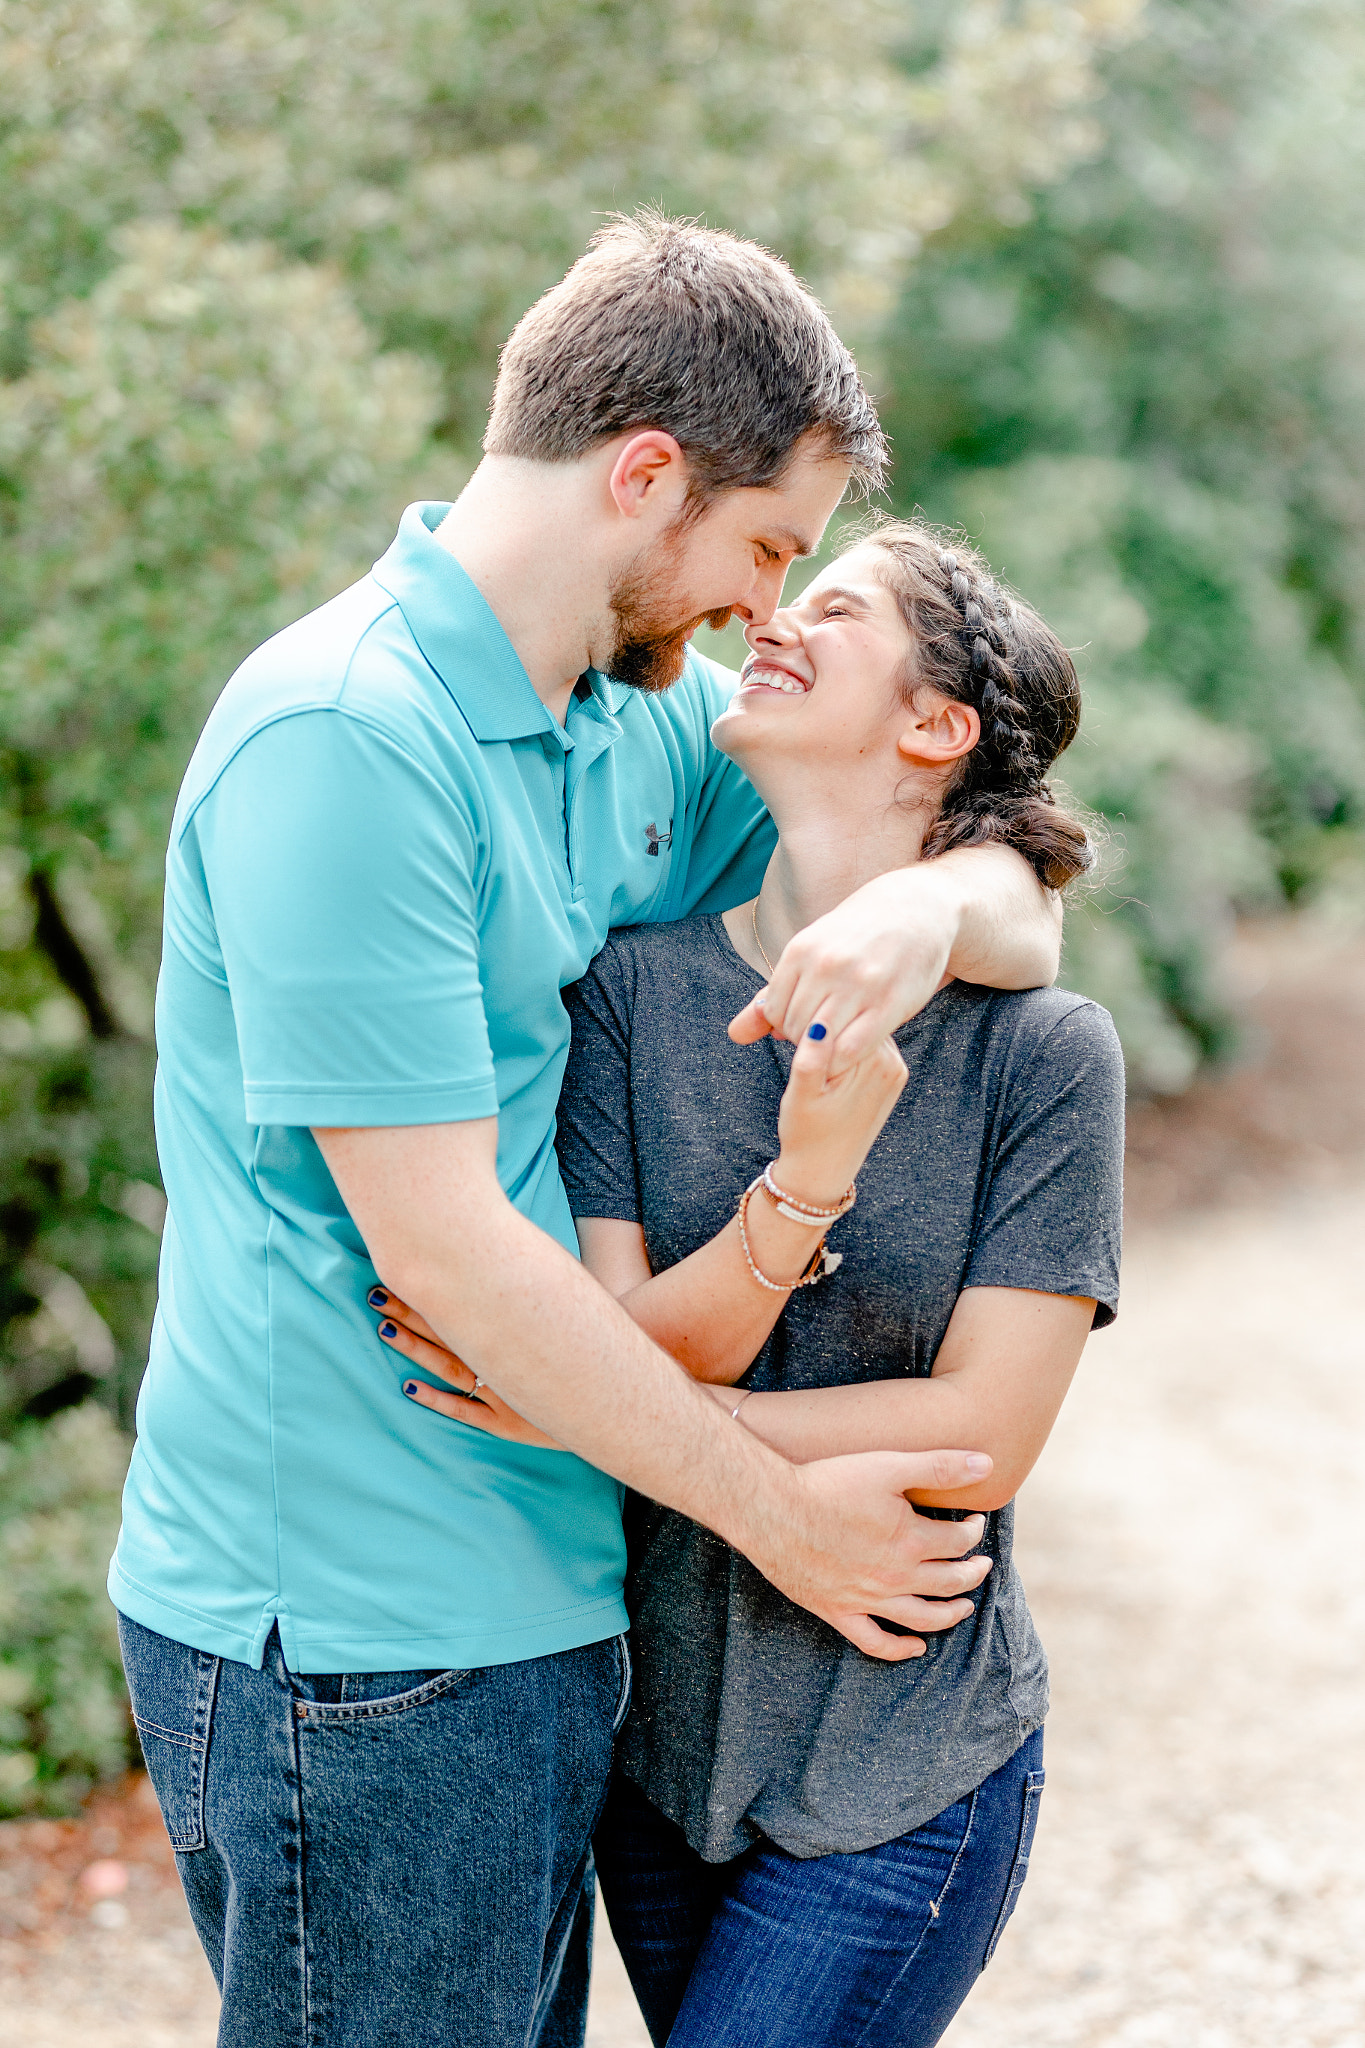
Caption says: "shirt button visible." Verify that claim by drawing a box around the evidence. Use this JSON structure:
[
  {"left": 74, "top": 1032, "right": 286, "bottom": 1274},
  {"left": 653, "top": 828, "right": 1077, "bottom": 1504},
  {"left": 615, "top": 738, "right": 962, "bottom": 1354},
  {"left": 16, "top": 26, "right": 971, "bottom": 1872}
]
[{"left": 571, "top": 886, "right": 586, "bottom": 902}]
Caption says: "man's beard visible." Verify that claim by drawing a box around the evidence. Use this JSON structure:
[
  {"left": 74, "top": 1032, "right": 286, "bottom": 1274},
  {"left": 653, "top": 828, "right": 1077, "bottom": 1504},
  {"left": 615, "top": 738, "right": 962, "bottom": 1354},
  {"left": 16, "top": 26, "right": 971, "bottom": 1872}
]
[{"left": 605, "top": 543, "right": 733, "bottom": 695}]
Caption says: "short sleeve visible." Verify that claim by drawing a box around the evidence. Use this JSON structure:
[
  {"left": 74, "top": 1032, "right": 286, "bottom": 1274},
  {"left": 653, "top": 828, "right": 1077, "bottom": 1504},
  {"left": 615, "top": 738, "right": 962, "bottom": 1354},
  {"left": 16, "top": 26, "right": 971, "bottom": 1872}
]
[
  {"left": 187, "top": 709, "right": 498, "bottom": 1128},
  {"left": 965, "top": 999, "right": 1125, "bottom": 1327},
  {"left": 556, "top": 943, "right": 642, "bottom": 1222}
]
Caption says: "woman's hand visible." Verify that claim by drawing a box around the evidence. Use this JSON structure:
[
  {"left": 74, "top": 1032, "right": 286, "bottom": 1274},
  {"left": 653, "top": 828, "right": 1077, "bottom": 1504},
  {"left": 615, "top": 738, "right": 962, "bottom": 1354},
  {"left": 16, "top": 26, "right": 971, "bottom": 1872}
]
[
  {"left": 369, "top": 1287, "right": 566, "bottom": 1450},
  {"left": 773, "top": 1035, "right": 909, "bottom": 1208}
]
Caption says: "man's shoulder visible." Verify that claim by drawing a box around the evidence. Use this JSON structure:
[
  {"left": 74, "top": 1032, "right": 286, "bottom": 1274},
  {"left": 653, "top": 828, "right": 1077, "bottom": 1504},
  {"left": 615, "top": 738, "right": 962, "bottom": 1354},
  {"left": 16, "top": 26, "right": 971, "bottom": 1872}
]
[
  {"left": 175, "top": 574, "right": 469, "bottom": 828},
  {"left": 215, "top": 573, "right": 404, "bottom": 727}
]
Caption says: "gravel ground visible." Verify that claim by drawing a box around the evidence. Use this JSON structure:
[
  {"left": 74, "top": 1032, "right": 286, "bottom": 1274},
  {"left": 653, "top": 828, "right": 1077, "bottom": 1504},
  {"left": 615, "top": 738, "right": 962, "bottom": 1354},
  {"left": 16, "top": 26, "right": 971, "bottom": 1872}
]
[
  {"left": 2, "top": 920, "right": 1361, "bottom": 2046},
  {"left": 939, "top": 1181, "right": 1365, "bottom": 2048}
]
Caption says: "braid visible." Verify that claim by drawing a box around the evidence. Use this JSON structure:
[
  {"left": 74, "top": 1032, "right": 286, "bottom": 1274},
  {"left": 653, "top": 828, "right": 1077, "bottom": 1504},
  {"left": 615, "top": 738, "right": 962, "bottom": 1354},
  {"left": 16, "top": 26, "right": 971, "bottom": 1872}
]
[
  {"left": 839, "top": 516, "right": 1093, "bottom": 888},
  {"left": 936, "top": 551, "right": 1043, "bottom": 793}
]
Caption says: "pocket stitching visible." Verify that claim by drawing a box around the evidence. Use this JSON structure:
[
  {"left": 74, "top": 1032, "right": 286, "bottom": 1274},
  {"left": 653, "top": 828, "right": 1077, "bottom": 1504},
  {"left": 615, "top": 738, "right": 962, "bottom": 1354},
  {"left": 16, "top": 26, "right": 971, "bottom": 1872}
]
[
  {"left": 131, "top": 1716, "right": 205, "bottom": 1751},
  {"left": 292, "top": 1665, "right": 472, "bottom": 1723},
  {"left": 985, "top": 1769, "right": 1045, "bottom": 1965},
  {"left": 132, "top": 1669, "right": 219, "bottom": 1852},
  {"left": 611, "top": 1634, "right": 633, "bottom": 1734}
]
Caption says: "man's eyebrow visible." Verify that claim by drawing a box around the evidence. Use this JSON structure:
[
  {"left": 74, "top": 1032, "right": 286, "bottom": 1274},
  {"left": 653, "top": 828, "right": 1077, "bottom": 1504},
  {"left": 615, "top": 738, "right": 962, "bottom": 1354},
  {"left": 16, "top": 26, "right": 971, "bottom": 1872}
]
[{"left": 758, "top": 526, "right": 820, "bottom": 559}]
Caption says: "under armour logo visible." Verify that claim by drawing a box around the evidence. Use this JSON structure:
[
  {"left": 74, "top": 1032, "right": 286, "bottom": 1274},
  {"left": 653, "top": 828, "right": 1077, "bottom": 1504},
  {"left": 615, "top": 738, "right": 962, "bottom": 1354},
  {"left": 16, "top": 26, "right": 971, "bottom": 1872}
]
[{"left": 645, "top": 821, "right": 673, "bottom": 857}]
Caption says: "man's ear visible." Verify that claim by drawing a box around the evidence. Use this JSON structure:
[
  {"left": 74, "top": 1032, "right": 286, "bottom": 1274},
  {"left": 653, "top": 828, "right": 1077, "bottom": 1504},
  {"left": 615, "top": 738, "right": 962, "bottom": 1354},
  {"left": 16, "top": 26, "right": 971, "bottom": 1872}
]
[
  {"left": 896, "top": 694, "right": 981, "bottom": 767},
  {"left": 607, "top": 430, "right": 689, "bottom": 522}
]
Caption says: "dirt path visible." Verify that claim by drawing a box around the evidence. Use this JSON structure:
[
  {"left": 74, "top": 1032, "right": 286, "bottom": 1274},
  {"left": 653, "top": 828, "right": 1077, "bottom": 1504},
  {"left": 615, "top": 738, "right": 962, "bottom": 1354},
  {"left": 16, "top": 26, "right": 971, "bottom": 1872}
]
[
  {"left": 942, "top": 1180, "right": 1365, "bottom": 2047},
  {"left": 3, "top": 920, "right": 1362, "bottom": 2046}
]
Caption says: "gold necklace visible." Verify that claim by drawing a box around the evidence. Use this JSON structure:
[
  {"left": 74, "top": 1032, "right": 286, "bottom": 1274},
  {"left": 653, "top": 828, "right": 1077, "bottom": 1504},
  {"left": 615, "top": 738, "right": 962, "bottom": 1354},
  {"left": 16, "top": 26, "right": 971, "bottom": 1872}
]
[{"left": 751, "top": 895, "right": 776, "bottom": 976}]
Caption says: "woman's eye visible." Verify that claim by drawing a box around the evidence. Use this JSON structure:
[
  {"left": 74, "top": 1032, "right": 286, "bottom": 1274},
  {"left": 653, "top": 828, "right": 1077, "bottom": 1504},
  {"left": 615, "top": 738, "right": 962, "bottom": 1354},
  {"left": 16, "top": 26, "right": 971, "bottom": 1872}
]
[{"left": 823, "top": 604, "right": 849, "bottom": 618}]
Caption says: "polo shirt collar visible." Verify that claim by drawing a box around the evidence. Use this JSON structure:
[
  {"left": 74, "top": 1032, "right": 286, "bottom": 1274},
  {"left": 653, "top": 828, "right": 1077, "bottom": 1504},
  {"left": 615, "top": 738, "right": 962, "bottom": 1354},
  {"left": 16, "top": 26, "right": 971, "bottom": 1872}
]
[
  {"left": 583, "top": 671, "right": 631, "bottom": 717},
  {"left": 372, "top": 504, "right": 556, "bottom": 743}
]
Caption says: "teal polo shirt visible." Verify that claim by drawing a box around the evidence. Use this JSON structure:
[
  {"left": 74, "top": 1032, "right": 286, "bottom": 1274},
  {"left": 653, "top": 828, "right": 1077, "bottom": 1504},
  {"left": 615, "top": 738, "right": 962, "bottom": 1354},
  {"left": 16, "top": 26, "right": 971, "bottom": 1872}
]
[{"left": 109, "top": 503, "right": 773, "bottom": 1673}]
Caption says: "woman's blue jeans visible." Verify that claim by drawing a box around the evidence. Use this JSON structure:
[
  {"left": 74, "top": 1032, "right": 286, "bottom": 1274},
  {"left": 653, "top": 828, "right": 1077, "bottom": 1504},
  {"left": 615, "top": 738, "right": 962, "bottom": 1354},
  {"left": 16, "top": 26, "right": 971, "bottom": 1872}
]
[
  {"left": 118, "top": 1612, "right": 630, "bottom": 2048},
  {"left": 594, "top": 1728, "right": 1045, "bottom": 2048}
]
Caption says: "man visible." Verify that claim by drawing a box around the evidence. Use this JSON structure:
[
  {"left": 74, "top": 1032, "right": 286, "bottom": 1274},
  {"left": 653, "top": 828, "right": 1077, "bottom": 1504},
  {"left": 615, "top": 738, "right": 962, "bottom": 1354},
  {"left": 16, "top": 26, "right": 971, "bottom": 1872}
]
[{"left": 111, "top": 214, "right": 1061, "bottom": 2046}]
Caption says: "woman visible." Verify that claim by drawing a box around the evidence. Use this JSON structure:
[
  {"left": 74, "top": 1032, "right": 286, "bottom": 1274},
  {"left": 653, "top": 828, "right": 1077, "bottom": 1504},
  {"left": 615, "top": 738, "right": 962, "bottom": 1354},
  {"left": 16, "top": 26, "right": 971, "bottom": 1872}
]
[{"left": 377, "top": 521, "right": 1124, "bottom": 2045}]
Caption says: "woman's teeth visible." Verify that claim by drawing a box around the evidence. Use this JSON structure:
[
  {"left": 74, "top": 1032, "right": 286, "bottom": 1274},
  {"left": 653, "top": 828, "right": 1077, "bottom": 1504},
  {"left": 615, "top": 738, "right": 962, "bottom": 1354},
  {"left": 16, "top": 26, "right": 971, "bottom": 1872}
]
[{"left": 750, "top": 667, "right": 807, "bottom": 693}]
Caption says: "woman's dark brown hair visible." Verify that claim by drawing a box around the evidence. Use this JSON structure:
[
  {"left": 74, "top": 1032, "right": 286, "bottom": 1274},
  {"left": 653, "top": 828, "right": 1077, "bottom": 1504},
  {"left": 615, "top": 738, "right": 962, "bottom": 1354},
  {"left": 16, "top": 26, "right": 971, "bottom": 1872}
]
[{"left": 857, "top": 520, "right": 1093, "bottom": 890}]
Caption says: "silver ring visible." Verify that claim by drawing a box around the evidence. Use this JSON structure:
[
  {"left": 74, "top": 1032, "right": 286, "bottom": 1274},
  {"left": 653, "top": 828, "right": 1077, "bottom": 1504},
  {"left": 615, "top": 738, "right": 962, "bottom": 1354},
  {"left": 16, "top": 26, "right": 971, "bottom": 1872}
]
[{"left": 471, "top": 1377, "right": 485, "bottom": 1395}]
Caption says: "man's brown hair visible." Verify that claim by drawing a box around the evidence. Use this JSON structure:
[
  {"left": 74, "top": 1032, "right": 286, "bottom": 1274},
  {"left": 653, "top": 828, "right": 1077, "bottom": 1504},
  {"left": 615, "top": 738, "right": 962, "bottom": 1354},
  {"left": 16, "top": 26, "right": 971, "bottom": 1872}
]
[{"left": 485, "top": 210, "right": 887, "bottom": 507}]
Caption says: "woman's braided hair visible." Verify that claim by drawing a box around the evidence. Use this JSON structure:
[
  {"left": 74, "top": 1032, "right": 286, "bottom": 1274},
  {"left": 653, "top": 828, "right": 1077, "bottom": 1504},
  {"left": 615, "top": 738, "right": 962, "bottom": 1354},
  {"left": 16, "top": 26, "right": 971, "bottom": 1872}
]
[{"left": 857, "top": 519, "right": 1093, "bottom": 890}]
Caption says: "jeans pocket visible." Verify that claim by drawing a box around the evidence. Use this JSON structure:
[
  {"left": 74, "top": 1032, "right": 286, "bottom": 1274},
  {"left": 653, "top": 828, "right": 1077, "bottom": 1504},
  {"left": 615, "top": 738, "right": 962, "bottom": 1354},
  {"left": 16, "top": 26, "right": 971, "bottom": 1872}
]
[
  {"left": 984, "top": 1767, "right": 1045, "bottom": 1966},
  {"left": 117, "top": 1612, "right": 220, "bottom": 1852},
  {"left": 289, "top": 1666, "right": 471, "bottom": 1723}
]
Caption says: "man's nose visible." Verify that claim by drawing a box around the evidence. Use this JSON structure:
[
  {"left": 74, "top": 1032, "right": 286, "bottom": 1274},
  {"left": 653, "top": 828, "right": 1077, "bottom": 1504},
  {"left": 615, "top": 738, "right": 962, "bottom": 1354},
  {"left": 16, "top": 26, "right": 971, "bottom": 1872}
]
[{"left": 735, "top": 562, "right": 797, "bottom": 632}]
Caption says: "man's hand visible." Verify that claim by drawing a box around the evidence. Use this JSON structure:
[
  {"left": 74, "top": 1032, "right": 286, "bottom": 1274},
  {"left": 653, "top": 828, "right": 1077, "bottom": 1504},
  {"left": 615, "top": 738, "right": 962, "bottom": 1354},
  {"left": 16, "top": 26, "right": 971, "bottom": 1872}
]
[
  {"left": 375, "top": 1283, "right": 992, "bottom": 1662},
  {"left": 729, "top": 845, "right": 1060, "bottom": 1077},
  {"left": 318, "top": 1119, "right": 995, "bottom": 1663},
  {"left": 764, "top": 1448, "right": 993, "bottom": 1658}
]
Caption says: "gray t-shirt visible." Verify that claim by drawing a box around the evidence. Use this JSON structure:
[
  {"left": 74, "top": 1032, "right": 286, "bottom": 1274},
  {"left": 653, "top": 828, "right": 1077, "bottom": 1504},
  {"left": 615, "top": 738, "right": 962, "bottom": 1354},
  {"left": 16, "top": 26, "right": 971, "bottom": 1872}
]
[{"left": 558, "top": 913, "right": 1124, "bottom": 1862}]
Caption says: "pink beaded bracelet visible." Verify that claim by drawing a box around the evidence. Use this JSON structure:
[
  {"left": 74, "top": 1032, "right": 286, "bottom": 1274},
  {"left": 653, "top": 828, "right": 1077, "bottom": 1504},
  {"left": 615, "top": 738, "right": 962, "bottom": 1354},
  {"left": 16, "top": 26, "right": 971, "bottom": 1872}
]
[{"left": 737, "top": 1177, "right": 844, "bottom": 1293}]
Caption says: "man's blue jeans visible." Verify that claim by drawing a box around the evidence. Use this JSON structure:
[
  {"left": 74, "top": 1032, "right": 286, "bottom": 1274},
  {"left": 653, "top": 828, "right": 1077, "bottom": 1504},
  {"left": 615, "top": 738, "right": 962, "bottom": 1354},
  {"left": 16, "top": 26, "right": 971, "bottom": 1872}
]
[
  {"left": 594, "top": 1727, "right": 1045, "bottom": 2048},
  {"left": 118, "top": 1613, "right": 630, "bottom": 2047}
]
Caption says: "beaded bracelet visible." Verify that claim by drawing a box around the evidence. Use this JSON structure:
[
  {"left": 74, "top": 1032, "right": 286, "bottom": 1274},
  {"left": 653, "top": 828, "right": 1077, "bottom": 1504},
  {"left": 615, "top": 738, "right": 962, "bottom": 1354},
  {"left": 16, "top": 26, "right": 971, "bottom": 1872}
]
[
  {"left": 737, "top": 1177, "right": 843, "bottom": 1293},
  {"left": 759, "top": 1162, "right": 857, "bottom": 1225}
]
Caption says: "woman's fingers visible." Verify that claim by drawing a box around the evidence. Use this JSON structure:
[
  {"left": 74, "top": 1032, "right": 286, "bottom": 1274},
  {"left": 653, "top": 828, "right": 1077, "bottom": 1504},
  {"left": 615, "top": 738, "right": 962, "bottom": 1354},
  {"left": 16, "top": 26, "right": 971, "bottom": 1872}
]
[
  {"left": 367, "top": 1286, "right": 442, "bottom": 1347},
  {"left": 401, "top": 1378, "right": 496, "bottom": 1426},
  {"left": 373, "top": 1288, "right": 564, "bottom": 1451},
  {"left": 377, "top": 1315, "right": 475, "bottom": 1390}
]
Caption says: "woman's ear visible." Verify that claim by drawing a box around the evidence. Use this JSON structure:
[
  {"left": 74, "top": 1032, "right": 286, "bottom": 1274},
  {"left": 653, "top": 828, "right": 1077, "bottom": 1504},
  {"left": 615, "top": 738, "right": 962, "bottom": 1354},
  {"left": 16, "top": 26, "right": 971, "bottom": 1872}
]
[{"left": 896, "top": 693, "right": 981, "bottom": 768}]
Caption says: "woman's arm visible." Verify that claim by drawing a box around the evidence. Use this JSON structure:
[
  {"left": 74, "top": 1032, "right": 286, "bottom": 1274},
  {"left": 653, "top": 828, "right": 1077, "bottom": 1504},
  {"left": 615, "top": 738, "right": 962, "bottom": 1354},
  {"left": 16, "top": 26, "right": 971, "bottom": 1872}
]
[
  {"left": 374, "top": 1035, "right": 909, "bottom": 1394},
  {"left": 706, "top": 1286, "right": 1095, "bottom": 1513},
  {"left": 575, "top": 1035, "right": 908, "bottom": 1383}
]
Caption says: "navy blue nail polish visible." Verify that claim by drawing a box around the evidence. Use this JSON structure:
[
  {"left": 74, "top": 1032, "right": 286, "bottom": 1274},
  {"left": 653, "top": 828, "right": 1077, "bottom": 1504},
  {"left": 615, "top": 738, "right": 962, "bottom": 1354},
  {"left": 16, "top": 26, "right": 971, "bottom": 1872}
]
[
  {"left": 807, "top": 1021, "right": 828, "bottom": 1041},
  {"left": 368, "top": 1287, "right": 388, "bottom": 1308},
  {"left": 380, "top": 1320, "right": 397, "bottom": 1339},
  {"left": 403, "top": 1381, "right": 418, "bottom": 1396}
]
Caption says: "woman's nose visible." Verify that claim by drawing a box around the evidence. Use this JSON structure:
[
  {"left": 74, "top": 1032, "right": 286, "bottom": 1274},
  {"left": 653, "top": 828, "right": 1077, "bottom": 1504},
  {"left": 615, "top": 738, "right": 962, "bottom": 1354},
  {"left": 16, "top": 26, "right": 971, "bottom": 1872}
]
[{"left": 743, "top": 608, "right": 801, "bottom": 653}]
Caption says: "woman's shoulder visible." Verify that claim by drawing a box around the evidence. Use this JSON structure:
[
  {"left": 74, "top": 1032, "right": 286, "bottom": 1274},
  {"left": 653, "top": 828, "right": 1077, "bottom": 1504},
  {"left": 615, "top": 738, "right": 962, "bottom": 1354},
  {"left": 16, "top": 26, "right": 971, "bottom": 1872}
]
[
  {"left": 939, "top": 980, "right": 1124, "bottom": 1085},
  {"left": 582, "top": 913, "right": 733, "bottom": 989},
  {"left": 945, "top": 978, "right": 1115, "bottom": 1034}
]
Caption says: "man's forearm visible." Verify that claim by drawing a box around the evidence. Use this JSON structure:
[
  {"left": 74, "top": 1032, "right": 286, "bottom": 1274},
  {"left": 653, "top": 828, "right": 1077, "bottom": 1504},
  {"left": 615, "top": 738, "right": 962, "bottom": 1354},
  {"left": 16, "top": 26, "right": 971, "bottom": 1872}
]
[
  {"left": 316, "top": 1119, "right": 1000, "bottom": 1660},
  {"left": 931, "top": 844, "right": 1061, "bottom": 990},
  {"left": 326, "top": 1131, "right": 802, "bottom": 1554}
]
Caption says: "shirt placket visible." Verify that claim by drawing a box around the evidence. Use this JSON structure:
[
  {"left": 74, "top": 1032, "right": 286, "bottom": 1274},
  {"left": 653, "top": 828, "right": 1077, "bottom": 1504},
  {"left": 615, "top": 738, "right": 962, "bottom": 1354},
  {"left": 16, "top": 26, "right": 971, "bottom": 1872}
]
[{"left": 563, "top": 689, "right": 622, "bottom": 909}]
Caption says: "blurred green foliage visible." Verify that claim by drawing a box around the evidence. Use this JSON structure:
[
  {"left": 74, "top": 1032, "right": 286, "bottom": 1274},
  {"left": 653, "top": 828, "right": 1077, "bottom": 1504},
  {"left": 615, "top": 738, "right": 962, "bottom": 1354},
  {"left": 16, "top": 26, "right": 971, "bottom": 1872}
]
[
  {"left": 1, "top": 0, "right": 1363, "bottom": 1803},
  {"left": 887, "top": 0, "right": 1365, "bottom": 1086},
  {"left": 0, "top": 1404, "right": 129, "bottom": 1812}
]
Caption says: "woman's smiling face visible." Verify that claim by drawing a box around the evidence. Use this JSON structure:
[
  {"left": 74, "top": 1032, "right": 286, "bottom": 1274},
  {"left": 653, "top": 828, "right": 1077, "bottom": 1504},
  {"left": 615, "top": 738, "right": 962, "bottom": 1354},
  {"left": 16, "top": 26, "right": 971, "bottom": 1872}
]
[{"left": 711, "top": 543, "right": 914, "bottom": 777}]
